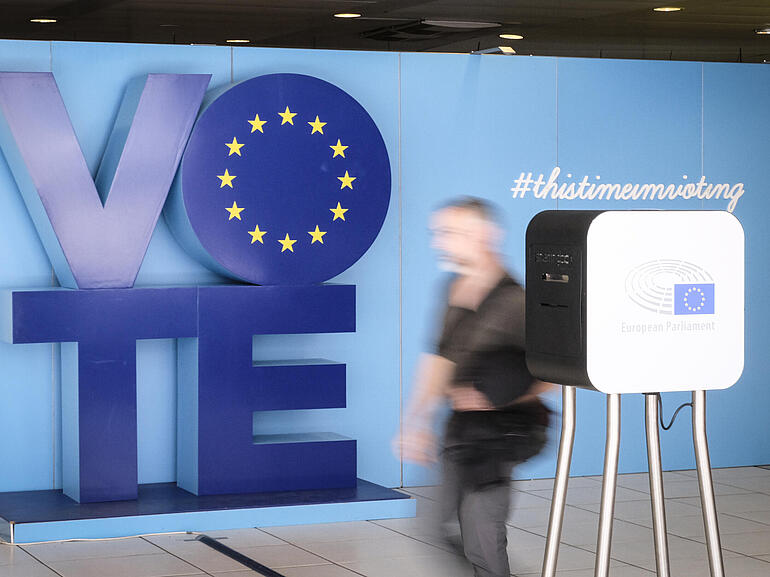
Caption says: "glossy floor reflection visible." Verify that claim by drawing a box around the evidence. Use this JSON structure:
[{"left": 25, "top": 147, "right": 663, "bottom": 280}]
[{"left": 4, "top": 466, "right": 770, "bottom": 577}]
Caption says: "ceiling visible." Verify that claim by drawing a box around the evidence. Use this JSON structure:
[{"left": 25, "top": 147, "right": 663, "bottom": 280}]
[{"left": 2, "top": 0, "right": 770, "bottom": 63}]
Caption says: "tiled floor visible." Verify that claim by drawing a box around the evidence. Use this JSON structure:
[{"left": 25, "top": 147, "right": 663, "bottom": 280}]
[{"left": 4, "top": 466, "right": 770, "bottom": 576}]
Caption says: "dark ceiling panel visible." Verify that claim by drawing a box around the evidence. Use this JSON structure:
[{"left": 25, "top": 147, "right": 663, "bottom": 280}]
[{"left": 0, "top": 0, "right": 768, "bottom": 62}]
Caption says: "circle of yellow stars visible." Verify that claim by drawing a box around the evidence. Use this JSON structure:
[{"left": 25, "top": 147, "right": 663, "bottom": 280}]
[
  {"left": 683, "top": 286, "right": 706, "bottom": 312},
  {"left": 215, "top": 106, "right": 356, "bottom": 253}
]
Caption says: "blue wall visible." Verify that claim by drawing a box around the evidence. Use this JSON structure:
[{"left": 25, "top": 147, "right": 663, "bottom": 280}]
[{"left": 0, "top": 40, "right": 767, "bottom": 492}]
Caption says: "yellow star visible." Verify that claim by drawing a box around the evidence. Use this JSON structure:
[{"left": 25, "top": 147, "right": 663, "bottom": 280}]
[
  {"left": 338, "top": 170, "right": 356, "bottom": 190},
  {"left": 248, "top": 113, "right": 267, "bottom": 133},
  {"left": 226, "top": 201, "right": 245, "bottom": 221},
  {"left": 217, "top": 169, "right": 236, "bottom": 188},
  {"left": 225, "top": 137, "right": 245, "bottom": 156},
  {"left": 278, "top": 106, "right": 297, "bottom": 125},
  {"left": 330, "top": 202, "right": 348, "bottom": 221},
  {"left": 308, "top": 116, "right": 327, "bottom": 135},
  {"left": 308, "top": 225, "right": 327, "bottom": 244},
  {"left": 278, "top": 233, "right": 297, "bottom": 253},
  {"left": 330, "top": 139, "right": 348, "bottom": 158},
  {"left": 248, "top": 224, "right": 267, "bottom": 244}
]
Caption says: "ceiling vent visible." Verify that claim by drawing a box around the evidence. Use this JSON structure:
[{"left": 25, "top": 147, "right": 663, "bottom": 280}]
[{"left": 362, "top": 20, "right": 499, "bottom": 42}]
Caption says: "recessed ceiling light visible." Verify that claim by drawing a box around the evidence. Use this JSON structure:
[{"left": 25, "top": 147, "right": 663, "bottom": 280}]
[
  {"left": 653, "top": 6, "right": 683, "bottom": 12},
  {"left": 755, "top": 27, "right": 770, "bottom": 35},
  {"left": 334, "top": 13, "right": 362, "bottom": 18},
  {"left": 30, "top": 18, "right": 57, "bottom": 23},
  {"left": 499, "top": 34, "right": 524, "bottom": 40},
  {"left": 226, "top": 39, "right": 250, "bottom": 43}
]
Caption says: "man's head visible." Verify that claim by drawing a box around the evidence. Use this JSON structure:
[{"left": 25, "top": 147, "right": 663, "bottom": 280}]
[{"left": 430, "top": 197, "right": 503, "bottom": 274}]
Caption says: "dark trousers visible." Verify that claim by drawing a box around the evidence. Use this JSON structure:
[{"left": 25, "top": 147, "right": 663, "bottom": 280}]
[{"left": 440, "top": 452, "right": 513, "bottom": 577}]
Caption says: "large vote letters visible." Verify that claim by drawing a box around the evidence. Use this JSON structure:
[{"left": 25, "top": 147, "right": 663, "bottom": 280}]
[{"left": 0, "top": 72, "right": 391, "bottom": 502}]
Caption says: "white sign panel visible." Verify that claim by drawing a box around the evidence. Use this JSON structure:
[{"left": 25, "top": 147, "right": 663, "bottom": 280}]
[{"left": 586, "top": 211, "right": 744, "bottom": 393}]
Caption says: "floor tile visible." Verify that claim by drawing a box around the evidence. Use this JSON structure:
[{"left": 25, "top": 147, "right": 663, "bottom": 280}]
[
  {"left": 547, "top": 519, "right": 653, "bottom": 547},
  {"left": 708, "top": 467, "right": 770, "bottom": 481},
  {"left": 343, "top": 552, "right": 473, "bottom": 577},
  {"left": 398, "top": 531, "right": 465, "bottom": 555},
  {"left": 512, "top": 478, "right": 560, "bottom": 492},
  {"left": 508, "top": 543, "right": 613, "bottom": 574},
  {"left": 718, "top": 475, "right": 770, "bottom": 494},
  {"left": 512, "top": 476, "right": 600, "bottom": 493},
  {"left": 0, "top": 561, "right": 62, "bottom": 577},
  {"left": 210, "top": 571, "right": 274, "bottom": 577},
  {"left": 144, "top": 530, "right": 280, "bottom": 549},
  {"left": 505, "top": 526, "right": 548, "bottom": 550},
  {"left": 667, "top": 469, "right": 698, "bottom": 477},
  {"left": 263, "top": 521, "right": 397, "bottom": 544},
  {"left": 615, "top": 471, "right": 693, "bottom": 489},
  {"left": 511, "top": 504, "right": 601, "bottom": 531},
  {"left": 692, "top": 530, "right": 770, "bottom": 556},
  {"left": 641, "top": 480, "right": 752, "bottom": 498},
  {"left": 0, "top": 546, "right": 35, "bottom": 566},
  {"left": 22, "top": 537, "right": 160, "bottom": 562},
  {"left": 527, "top": 485, "right": 648, "bottom": 505},
  {"left": 157, "top": 544, "right": 244, "bottom": 572},
  {"left": 510, "top": 491, "right": 554, "bottom": 509},
  {"left": 408, "top": 495, "right": 441, "bottom": 518},
  {"left": 723, "top": 555, "right": 770, "bottom": 577},
  {"left": 228, "top": 544, "right": 329, "bottom": 568},
  {"left": 603, "top": 534, "right": 741, "bottom": 572},
  {"left": 299, "top": 535, "right": 445, "bottom": 563},
  {"left": 578, "top": 498, "right": 700, "bottom": 522},
  {"left": 506, "top": 505, "right": 551, "bottom": 528},
  {"left": 191, "top": 528, "right": 284, "bottom": 547},
  {"left": 645, "top": 512, "right": 770, "bottom": 537},
  {"left": 274, "top": 565, "right": 364, "bottom": 577},
  {"left": 142, "top": 534, "right": 246, "bottom": 572},
  {"left": 675, "top": 492, "right": 770, "bottom": 513},
  {"left": 211, "top": 564, "right": 362, "bottom": 577},
  {"left": 370, "top": 516, "right": 443, "bottom": 539},
  {"left": 729, "top": 509, "right": 770, "bottom": 525},
  {"left": 402, "top": 486, "right": 442, "bottom": 501},
  {"left": 518, "top": 564, "right": 655, "bottom": 577},
  {"left": 47, "top": 553, "right": 203, "bottom": 577}
]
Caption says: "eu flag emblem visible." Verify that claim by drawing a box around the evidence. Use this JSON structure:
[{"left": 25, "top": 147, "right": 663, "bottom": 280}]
[
  {"left": 175, "top": 73, "right": 391, "bottom": 285},
  {"left": 674, "top": 284, "right": 715, "bottom": 315}
]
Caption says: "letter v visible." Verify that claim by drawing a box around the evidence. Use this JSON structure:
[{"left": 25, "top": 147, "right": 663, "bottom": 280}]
[{"left": 0, "top": 72, "right": 210, "bottom": 288}]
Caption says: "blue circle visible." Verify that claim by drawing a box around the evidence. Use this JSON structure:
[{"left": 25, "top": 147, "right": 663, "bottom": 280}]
[{"left": 180, "top": 73, "right": 391, "bottom": 285}]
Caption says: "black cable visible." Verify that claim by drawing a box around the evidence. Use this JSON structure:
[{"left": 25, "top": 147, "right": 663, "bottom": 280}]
[
  {"left": 657, "top": 393, "right": 692, "bottom": 431},
  {"left": 196, "top": 534, "right": 287, "bottom": 577}
]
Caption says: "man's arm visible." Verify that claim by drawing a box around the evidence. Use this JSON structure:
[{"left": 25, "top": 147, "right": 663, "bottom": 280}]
[
  {"left": 511, "top": 380, "right": 556, "bottom": 405},
  {"left": 395, "top": 353, "right": 454, "bottom": 465},
  {"left": 404, "top": 353, "right": 454, "bottom": 422}
]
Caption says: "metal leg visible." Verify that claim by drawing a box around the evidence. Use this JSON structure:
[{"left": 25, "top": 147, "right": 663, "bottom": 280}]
[
  {"left": 693, "top": 390, "right": 725, "bottom": 577},
  {"left": 645, "top": 394, "right": 671, "bottom": 577},
  {"left": 595, "top": 394, "right": 621, "bottom": 577},
  {"left": 541, "top": 386, "right": 576, "bottom": 577}
]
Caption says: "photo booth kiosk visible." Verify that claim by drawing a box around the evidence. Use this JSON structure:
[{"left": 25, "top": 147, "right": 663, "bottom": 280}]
[{"left": 526, "top": 210, "right": 744, "bottom": 577}]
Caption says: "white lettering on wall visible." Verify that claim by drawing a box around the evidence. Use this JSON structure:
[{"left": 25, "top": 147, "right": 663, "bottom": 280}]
[{"left": 511, "top": 167, "right": 744, "bottom": 213}]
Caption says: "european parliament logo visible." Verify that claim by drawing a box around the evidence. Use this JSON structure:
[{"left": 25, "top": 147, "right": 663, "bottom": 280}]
[
  {"left": 674, "top": 284, "right": 715, "bottom": 315},
  {"left": 626, "top": 260, "right": 715, "bottom": 316}
]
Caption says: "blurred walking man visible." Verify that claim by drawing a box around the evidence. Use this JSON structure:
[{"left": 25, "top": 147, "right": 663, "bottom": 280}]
[{"left": 396, "top": 197, "right": 549, "bottom": 577}]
